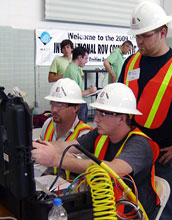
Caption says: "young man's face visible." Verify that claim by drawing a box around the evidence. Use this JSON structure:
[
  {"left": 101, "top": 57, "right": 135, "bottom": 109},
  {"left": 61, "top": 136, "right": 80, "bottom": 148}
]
[
  {"left": 78, "top": 52, "right": 88, "bottom": 67},
  {"left": 62, "top": 44, "right": 73, "bottom": 57},
  {"left": 136, "top": 28, "right": 163, "bottom": 56},
  {"left": 94, "top": 109, "right": 120, "bottom": 136}
]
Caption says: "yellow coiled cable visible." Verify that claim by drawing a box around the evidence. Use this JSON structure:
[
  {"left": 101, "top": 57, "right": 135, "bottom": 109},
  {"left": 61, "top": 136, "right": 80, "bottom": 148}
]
[{"left": 86, "top": 163, "right": 117, "bottom": 220}]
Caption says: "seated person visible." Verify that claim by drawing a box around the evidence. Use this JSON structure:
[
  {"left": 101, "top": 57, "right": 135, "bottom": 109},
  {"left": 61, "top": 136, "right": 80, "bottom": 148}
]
[
  {"left": 41, "top": 78, "right": 93, "bottom": 142},
  {"left": 32, "top": 83, "right": 160, "bottom": 219}
]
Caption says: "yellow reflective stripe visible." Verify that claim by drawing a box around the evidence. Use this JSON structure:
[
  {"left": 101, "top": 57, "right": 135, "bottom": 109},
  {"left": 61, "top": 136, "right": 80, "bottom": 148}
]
[
  {"left": 144, "top": 63, "right": 172, "bottom": 128},
  {"left": 45, "top": 122, "right": 54, "bottom": 141},
  {"left": 65, "top": 122, "right": 92, "bottom": 180},
  {"left": 126, "top": 52, "right": 140, "bottom": 86},
  {"left": 68, "top": 123, "right": 92, "bottom": 140},
  {"left": 95, "top": 135, "right": 108, "bottom": 158},
  {"left": 116, "top": 130, "right": 148, "bottom": 157},
  {"left": 95, "top": 130, "right": 147, "bottom": 158}
]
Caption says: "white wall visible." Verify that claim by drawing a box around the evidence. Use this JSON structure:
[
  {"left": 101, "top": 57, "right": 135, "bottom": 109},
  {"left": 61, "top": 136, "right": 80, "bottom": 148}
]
[
  {"left": 0, "top": 0, "right": 171, "bottom": 32},
  {"left": 0, "top": 0, "right": 172, "bottom": 114},
  {"left": 0, "top": 0, "right": 129, "bottom": 33}
]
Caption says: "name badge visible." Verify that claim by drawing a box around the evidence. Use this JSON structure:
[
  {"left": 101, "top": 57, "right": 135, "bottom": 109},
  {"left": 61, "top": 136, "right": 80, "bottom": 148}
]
[{"left": 127, "top": 68, "right": 140, "bottom": 81}]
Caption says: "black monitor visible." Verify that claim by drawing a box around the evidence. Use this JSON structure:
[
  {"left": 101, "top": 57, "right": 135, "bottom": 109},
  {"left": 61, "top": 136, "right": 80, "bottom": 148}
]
[{"left": 0, "top": 87, "right": 35, "bottom": 199}]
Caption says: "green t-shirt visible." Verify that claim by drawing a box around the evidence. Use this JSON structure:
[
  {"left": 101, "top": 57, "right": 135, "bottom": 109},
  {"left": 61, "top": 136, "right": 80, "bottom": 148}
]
[
  {"left": 49, "top": 56, "right": 71, "bottom": 76},
  {"left": 106, "top": 48, "right": 124, "bottom": 83},
  {"left": 64, "top": 62, "right": 84, "bottom": 91}
]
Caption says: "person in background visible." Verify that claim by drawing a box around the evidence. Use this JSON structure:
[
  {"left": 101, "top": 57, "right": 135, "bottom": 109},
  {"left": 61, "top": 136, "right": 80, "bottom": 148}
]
[
  {"left": 32, "top": 83, "right": 160, "bottom": 219},
  {"left": 104, "top": 40, "right": 133, "bottom": 83},
  {"left": 64, "top": 46, "right": 97, "bottom": 123},
  {"left": 41, "top": 78, "right": 93, "bottom": 142},
  {"left": 48, "top": 39, "right": 73, "bottom": 83},
  {"left": 118, "top": 2, "right": 172, "bottom": 219}
]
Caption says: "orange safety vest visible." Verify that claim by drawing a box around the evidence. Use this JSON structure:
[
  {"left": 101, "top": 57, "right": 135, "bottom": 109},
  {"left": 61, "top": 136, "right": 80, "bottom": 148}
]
[
  {"left": 43, "top": 119, "right": 93, "bottom": 179},
  {"left": 44, "top": 119, "right": 93, "bottom": 141},
  {"left": 94, "top": 127, "right": 160, "bottom": 206},
  {"left": 124, "top": 52, "right": 172, "bottom": 129}
]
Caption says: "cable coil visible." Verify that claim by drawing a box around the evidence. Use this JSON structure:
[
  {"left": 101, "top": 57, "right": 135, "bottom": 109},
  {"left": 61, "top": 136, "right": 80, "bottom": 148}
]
[{"left": 86, "top": 163, "right": 117, "bottom": 220}]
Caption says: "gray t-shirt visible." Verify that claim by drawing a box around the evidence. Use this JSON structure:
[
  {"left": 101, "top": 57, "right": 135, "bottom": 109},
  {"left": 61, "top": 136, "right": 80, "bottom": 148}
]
[{"left": 77, "top": 128, "right": 157, "bottom": 218}]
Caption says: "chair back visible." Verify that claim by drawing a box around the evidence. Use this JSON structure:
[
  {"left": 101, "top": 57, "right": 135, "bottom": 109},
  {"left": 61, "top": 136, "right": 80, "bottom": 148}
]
[{"left": 155, "top": 176, "right": 170, "bottom": 220}]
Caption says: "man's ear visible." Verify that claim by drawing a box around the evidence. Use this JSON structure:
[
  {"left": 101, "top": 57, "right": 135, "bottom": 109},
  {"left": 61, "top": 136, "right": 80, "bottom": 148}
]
[
  {"left": 73, "top": 105, "right": 80, "bottom": 113},
  {"left": 118, "top": 114, "right": 127, "bottom": 125},
  {"left": 160, "top": 27, "right": 167, "bottom": 38}
]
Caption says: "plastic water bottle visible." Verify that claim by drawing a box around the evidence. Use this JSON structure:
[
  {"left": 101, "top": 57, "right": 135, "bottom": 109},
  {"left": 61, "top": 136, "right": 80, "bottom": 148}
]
[{"left": 48, "top": 198, "right": 68, "bottom": 220}]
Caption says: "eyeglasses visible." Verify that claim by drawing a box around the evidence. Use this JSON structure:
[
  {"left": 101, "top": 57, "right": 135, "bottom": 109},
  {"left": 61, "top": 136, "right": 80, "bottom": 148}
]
[
  {"left": 50, "top": 101, "right": 69, "bottom": 109},
  {"left": 136, "top": 30, "right": 160, "bottom": 40},
  {"left": 95, "top": 109, "right": 117, "bottom": 117}
]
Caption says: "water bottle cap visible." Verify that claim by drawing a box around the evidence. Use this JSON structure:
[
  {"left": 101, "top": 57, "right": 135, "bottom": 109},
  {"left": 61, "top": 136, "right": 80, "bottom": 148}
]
[{"left": 53, "top": 198, "right": 62, "bottom": 206}]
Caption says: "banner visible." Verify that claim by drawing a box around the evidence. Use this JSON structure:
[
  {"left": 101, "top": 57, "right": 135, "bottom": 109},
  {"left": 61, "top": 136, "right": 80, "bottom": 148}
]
[{"left": 36, "top": 29, "right": 137, "bottom": 66}]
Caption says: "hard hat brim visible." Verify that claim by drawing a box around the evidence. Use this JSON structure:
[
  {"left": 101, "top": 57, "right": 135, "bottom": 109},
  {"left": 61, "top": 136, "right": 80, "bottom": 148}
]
[
  {"left": 90, "top": 102, "right": 142, "bottom": 115},
  {"left": 45, "top": 95, "right": 86, "bottom": 104},
  {"left": 128, "top": 16, "right": 172, "bottom": 35}
]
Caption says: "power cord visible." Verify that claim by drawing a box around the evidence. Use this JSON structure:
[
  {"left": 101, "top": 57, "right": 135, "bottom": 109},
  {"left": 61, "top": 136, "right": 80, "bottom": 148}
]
[
  {"left": 0, "top": 217, "right": 18, "bottom": 220},
  {"left": 37, "top": 144, "right": 73, "bottom": 200}
]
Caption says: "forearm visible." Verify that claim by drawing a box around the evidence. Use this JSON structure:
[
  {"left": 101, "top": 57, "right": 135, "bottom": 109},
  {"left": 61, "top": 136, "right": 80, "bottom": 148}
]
[
  {"left": 103, "top": 159, "right": 132, "bottom": 174},
  {"left": 51, "top": 139, "right": 81, "bottom": 154},
  {"left": 60, "top": 155, "right": 94, "bottom": 174},
  {"left": 104, "top": 60, "right": 116, "bottom": 81},
  {"left": 48, "top": 72, "right": 63, "bottom": 82}
]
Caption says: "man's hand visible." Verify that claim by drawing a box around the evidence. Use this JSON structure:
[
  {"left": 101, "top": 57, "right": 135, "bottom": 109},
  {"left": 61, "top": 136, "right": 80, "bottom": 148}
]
[
  {"left": 159, "top": 146, "right": 172, "bottom": 166},
  {"left": 32, "top": 140, "right": 60, "bottom": 167},
  {"left": 89, "top": 86, "right": 97, "bottom": 94}
]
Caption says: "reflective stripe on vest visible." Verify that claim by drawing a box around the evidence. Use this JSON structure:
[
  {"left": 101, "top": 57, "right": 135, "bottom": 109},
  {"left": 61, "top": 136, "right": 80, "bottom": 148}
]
[
  {"left": 124, "top": 53, "right": 172, "bottom": 128},
  {"left": 94, "top": 127, "right": 160, "bottom": 205},
  {"left": 44, "top": 120, "right": 54, "bottom": 141},
  {"left": 66, "top": 121, "right": 93, "bottom": 141},
  {"left": 44, "top": 120, "right": 93, "bottom": 141}
]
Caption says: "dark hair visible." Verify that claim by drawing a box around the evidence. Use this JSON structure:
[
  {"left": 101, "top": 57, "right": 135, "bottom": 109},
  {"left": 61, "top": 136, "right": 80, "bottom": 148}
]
[
  {"left": 115, "top": 113, "right": 132, "bottom": 126},
  {"left": 122, "top": 40, "right": 133, "bottom": 48},
  {"left": 126, "top": 115, "right": 132, "bottom": 126},
  {"left": 154, "top": 25, "right": 168, "bottom": 34},
  {"left": 60, "top": 39, "right": 73, "bottom": 50},
  {"left": 72, "top": 47, "right": 89, "bottom": 60}
]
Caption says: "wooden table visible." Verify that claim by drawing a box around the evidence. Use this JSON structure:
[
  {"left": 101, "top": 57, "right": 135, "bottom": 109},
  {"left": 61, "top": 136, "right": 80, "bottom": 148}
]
[{"left": 0, "top": 203, "right": 15, "bottom": 218}]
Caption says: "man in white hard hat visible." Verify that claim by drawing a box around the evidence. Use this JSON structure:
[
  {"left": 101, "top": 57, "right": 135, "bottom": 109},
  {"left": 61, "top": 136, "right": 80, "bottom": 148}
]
[
  {"left": 40, "top": 78, "right": 93, "bottom": 142},
  {"left": 118, "top": 2, "right": 172, "bottom": 219},
  {"left": 32, "top": 83, "right": 160, "bottom": 219}
]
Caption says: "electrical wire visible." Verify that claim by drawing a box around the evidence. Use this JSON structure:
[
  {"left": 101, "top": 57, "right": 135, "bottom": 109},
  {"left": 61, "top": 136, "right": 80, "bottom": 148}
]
[
  {"left": 37, "top": 143, "right": 146, "bottom": 219},
  {"left": 86, "top": 163, "right": 117, "bottom": 220},
  {"left": 0, "top": 217, "right": 18, "bottom": 220},
  {"left": 37, "top": 145, "right": 72, "bottom": 200},
  {"left": 63, "top": 172, "right": 88, "bottom": 195}
]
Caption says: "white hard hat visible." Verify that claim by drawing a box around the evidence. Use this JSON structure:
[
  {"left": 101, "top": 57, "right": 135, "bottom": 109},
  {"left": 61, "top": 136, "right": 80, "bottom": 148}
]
[
  {"left": 129, "top": 1, "right": 172, "bottom": 35},
  {"left": 90, "top": 83, "right": 142, "bottom": 115},
  {"left": 45, "top": 78, "right": 86, "bottom": 104}
]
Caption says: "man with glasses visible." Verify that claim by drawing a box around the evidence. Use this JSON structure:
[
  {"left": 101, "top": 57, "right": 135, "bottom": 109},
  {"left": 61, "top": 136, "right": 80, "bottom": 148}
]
[
  {"left": 40, "top": 78, "right": 93, "bottom": 142},
  {"left": 104, "top": 40, "right": 133, "bottom": 83},
  {"left": 118, "top": 2, "right": 172, "bottom": 219},
  {"left": 32, "top": 83, "right": 160, "bottom": 219}
]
